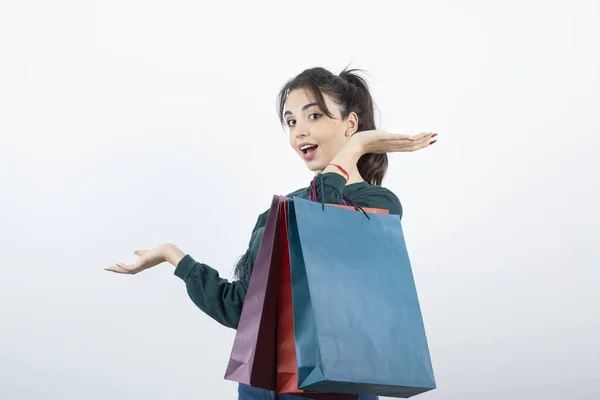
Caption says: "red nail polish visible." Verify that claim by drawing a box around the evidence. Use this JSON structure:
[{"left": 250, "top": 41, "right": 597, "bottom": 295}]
[
  {"left": 432, "top": 133, "right": 438, "bottom": 138},
  {"left": 430, "top": 140, "right": 437, "bottom": 145}
]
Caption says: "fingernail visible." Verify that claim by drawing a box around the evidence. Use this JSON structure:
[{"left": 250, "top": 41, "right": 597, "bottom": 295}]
[
  {"left": 430, "top": 140, "right": 437, "bottom": 145},
  {"left": 432, "top": 133, "right": 438, "bottom": 138}
]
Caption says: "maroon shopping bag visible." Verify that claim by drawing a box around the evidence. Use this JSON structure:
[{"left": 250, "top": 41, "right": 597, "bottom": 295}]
[{"left": 223, "top": 195, "right": 283, "bottom": 390}]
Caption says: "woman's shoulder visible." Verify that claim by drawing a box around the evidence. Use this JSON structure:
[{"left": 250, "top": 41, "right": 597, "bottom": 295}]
[
  {"left": 345, "top": 181, "right": 399, "bottom": 200},
  {"left": 284, "top": 181, "right": 403, "bottom": 218},
  {"left": 251, "top": 182, "right": 402, "bottom": 233},
  {"left": 347, "top": 183, "right": 403, "bottom": 218}
]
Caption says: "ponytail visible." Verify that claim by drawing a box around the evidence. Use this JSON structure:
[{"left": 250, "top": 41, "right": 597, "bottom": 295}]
[{"left": 339, "top": 68, "right": 388, "bottom": 186}]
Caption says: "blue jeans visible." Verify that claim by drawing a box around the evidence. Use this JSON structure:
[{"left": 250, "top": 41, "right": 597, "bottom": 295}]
[{"left": 238, "top": 384, "right": 379, "bottom": 400}]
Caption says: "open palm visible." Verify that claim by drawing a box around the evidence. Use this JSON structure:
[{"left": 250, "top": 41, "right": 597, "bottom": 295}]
[
  {"left": 105, "top": 245, "right": 168, "bottom": 275},
  {"left": 355, "top": 131, "right": 437, "bottom": 154}
]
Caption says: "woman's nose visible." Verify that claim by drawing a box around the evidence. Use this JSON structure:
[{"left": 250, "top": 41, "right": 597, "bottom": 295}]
[{"left": 294, "top": 122, "right": 310, "bottom": 138}]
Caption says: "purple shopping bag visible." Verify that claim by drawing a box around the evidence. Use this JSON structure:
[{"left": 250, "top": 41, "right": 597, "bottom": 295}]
[{"left": 224, "top": 195, "right": 283, "bottom": 390}]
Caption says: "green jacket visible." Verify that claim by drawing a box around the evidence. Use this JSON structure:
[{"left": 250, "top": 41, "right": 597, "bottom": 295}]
[{"left": 174, "top": 172, "right": 403, "bottom": 329}]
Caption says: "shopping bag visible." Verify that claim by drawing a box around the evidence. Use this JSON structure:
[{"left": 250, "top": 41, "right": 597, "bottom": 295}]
[
  {"left": 224, "top": 195, "right": 283, "bottom": 390},
  {"left": 224, "top": 194, "right": 366, "bottom": 397},
  {"left": 277, "top": 200, "right": 390, "bottom": 400},
  {"left": 288, "top": 197, "right": 436, "bottom": 398}
]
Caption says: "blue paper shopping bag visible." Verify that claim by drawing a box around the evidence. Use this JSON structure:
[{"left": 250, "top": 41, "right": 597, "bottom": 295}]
[{"left": 287, "top": 198, "right": 436, "bottom": 398}]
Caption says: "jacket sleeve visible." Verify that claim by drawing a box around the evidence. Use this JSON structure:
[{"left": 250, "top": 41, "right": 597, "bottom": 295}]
[
  {"left": 173, "top": 212, "right": 267, "bottom": 329},
  {"left": 309, "top": 172, "right": 348, "bottom": 204}
]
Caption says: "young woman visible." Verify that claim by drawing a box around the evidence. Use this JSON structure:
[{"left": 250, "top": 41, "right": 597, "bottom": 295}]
[{"left": 105, "top": 66, "right": 437, "bottom": 400}]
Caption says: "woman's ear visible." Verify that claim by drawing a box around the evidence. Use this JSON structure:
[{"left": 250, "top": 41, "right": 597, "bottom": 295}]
[{"left": 345, "top": 111, "right": 359, "bottom": 137}]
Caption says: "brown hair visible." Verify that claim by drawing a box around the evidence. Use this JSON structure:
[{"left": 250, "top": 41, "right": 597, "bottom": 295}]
[{"left": 276, "top": 66, "right": 388, "bottom": 185}]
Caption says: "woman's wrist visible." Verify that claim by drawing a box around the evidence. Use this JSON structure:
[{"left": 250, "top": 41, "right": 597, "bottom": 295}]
[{"left": 163, "top": 243, "right": 186, "bottom": 267}]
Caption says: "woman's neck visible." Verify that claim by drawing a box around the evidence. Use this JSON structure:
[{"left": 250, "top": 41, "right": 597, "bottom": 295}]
[{"left": 346, "top": 168, "right": 365, "bottom": 185}]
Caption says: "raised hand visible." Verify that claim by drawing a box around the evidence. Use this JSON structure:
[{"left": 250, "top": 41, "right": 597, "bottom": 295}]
[
  {"left": 353, "top": 131, "right": 437, "bottom": 154},
  {"left": 105, "top": 244, "right": 171, "bottom": 275}
]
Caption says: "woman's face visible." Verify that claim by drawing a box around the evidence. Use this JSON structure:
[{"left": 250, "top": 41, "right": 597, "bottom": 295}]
[{"left": 284, "top": 88, "right": 357, "bottom": 173}]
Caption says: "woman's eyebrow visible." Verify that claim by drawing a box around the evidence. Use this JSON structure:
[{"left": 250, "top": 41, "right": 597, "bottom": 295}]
[{"left": 284, "top": 102, "right": 319, "bottom": 117}]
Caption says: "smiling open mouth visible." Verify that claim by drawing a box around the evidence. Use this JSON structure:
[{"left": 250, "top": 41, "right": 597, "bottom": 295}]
[
  {"left": 300, "top": 144, "right": 319, "bottom": 160},
  {"left": 301, "top": 144, "right": 318, "bottom": 154}
]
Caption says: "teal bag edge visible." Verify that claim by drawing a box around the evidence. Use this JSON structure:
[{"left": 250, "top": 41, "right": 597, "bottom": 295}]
[{"left": 287, "top": 199, "right": 325, "bottom": 388}]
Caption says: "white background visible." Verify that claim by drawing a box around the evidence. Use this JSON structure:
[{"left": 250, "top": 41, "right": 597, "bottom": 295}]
[{"left": 1, "top": 1, "right": 599, "bottom": 399}]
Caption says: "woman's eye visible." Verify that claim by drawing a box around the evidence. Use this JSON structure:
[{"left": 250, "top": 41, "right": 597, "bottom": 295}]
[
  {"left": 286, "top": 119, "right": 296, "bottom": 127},
  {"left": 309, "top": 113, "right": 322, "bottom": 120}
]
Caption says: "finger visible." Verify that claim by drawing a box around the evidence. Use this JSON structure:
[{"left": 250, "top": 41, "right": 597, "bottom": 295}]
[
  {"left": 413, "top": 132, "right": 437, "bottom": 141},
  {"left": 396, "top": 134, "right": 429, "bottom": 147},
  {"left": 396, "top": 134, "right": 416, "bottom": 141},
  {"left": 115, "top": 262, "right": 136, "bottom": 271},
  {"left": 410, "top": 133, "right": 428, "bottom": 141},
  {"left": 421, "top": 140, "right": 436, "bottom": 149},
  {"left": 105, "top": 265, "right": 131, "bottom": 274},
  {"left": 118, "top": 261, "right": 148, "bottom": 275},
  {"left": 417, "top": 134, "right": 437, "bottom": 145},
  {"left": 402, "top": 140, "right": 433, "bottom": 152}
]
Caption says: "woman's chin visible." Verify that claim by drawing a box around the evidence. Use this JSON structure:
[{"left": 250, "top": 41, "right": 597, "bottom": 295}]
[
  {"left": 301, "top": 154, "right": 328, "bottom": 172},
  {"left": 305, "top": 163, "right": 327, "bottom": 173}
]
